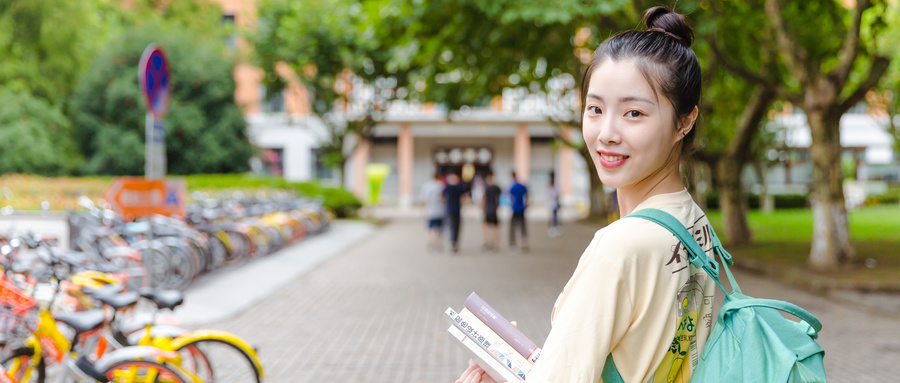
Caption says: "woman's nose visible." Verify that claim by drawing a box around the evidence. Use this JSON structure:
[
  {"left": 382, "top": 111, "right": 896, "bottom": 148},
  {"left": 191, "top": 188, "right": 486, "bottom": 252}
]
[{"left": 596, "top": 118, "right": 620, "bottom": 145}]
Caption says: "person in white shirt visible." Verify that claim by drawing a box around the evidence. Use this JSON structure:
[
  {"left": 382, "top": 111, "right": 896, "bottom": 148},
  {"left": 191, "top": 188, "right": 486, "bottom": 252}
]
[
  {"left": 420, "top": 172, "right": 446, "bottom": 251},
  {"left": 546, "top": 174, "right": 561, "bottom": 237},
  {"left": 457, "top": 6, "right": 715, "bottom": 383}
]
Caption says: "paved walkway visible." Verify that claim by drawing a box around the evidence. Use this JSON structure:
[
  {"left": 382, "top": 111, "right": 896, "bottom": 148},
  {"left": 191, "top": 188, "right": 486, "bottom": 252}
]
[{"left": 182, "top": 214, "right": 900, "bottom": 382}]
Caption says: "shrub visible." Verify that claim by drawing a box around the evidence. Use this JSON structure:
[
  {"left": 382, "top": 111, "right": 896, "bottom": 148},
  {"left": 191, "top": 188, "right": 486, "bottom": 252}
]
[
  {"left": 704, "top": 191, "right": 809, "bottom": 210},
  {"left": 183, "top": 174, "right": 361, "bottom": 218}
]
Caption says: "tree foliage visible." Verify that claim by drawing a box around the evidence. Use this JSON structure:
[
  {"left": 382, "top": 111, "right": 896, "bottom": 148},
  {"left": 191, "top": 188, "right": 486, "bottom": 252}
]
[
  {"left": 70, "top": 23, "right": 253, "bottom": 175},
  {"left": 0, "top": 0, "right": 123, "bottom": 106},
  {"left": 253, "top": 0, "right": 414, "bottom": 185},
  {"left": 0, "top": 90, "right": 82, "bottom": 175}
]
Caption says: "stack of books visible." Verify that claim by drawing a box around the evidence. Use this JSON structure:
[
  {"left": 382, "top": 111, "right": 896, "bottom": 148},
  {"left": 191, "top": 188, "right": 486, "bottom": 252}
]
[{"left": 444, "top": 292, "right": 541, "bottom": 382}]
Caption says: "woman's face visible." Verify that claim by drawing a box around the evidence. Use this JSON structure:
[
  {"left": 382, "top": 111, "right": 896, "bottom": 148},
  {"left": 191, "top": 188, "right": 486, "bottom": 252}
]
[{"left": 581, "top": 59, "right": 687, "bottom": 190}]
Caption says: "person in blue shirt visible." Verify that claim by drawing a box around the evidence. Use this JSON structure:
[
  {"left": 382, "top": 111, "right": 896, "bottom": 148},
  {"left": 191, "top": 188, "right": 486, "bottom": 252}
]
[{"left": 508, "top": 171, "right": 529, "bottom": 251}]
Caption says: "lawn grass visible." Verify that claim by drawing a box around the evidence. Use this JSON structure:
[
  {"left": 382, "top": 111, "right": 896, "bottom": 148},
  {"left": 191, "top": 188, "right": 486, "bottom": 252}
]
[{"left": 706, "top": 205, "right": 900, "bottom": 290}]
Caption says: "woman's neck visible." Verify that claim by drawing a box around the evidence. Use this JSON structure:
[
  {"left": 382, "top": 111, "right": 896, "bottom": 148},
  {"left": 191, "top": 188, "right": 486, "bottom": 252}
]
[{"left": 617, "top": 164, "right": 686, "bottom": 217}]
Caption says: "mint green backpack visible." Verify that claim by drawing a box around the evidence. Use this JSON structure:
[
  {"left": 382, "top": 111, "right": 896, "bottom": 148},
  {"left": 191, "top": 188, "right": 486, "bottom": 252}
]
[{"left": 602, "top": 209, "right": 827, "bottom": 383}]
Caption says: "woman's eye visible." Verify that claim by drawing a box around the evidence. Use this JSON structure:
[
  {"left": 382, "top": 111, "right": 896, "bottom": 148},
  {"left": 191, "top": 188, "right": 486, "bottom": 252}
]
[
  {"left": 588, "top": 106, "right": 602, "bottom": 115},
  {"left": 626, "top": 110, "right": 643, "bottom": 118}
]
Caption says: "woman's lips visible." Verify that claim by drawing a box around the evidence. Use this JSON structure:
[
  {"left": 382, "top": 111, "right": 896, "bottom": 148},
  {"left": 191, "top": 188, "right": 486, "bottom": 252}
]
[{"left": 598, "top": 151, "right": 629, "bottom": 168}]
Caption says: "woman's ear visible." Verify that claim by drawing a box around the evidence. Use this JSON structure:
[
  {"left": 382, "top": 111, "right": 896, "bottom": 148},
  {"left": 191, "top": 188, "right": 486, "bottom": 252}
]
[{"left": 676, "top": 106, "right": 699, "bottom": 140}]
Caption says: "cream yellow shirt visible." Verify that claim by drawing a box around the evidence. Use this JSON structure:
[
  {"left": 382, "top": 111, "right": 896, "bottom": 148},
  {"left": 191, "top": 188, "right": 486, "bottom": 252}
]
[{"left": 527, "top": 190, "right": 716, "bottom": 383}]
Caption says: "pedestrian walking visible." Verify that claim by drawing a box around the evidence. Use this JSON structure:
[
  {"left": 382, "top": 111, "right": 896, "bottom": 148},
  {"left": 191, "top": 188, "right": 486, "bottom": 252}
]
[
  {"left": 443, "top": 172, "right": 468, "bottom": 253},
  {"left": 547, "top": 173, "right": 562, "bottom": 237},
  {"left": 419, "top": 172, "right": 446, "bottom": 251},
  {"left": 457, "top": 6, "right": 715, "bottom": 382},
  {"left": 481, "top": 173, "right": 501, "bottom": 251},
  {"left": 508, "top": 171, "right": 528, "bottom": 251}
]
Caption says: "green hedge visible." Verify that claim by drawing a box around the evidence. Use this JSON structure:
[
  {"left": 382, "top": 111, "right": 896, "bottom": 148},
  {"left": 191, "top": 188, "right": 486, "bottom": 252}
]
[
  {"left": 704, "top": 192, "right": 809, "bottom": 210},
  {"left": 184, "top": 174, "right": 362, "bottom": 218},
  {"left": 864, "top": 194, "right": 900, "bottom": 206}
]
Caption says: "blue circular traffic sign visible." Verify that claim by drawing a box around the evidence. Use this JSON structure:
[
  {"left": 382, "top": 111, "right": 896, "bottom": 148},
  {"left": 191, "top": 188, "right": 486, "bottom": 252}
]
[{"left": 138, "top": 44, "right": 171, "bottom": 118}]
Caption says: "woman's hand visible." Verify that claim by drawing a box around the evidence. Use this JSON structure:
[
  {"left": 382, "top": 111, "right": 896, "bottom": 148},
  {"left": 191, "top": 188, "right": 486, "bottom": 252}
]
[
  {"left": 455, "top": 321, "right": 516, "bottom": 383},
  {"left": 456, "top": 359, "right": 500, "bottom": 383}
]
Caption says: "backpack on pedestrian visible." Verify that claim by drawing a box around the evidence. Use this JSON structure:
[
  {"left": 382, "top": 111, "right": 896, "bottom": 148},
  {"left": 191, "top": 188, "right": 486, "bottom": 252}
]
[{"left": 623, "top": 209, "right": 827, "bottom": 383}]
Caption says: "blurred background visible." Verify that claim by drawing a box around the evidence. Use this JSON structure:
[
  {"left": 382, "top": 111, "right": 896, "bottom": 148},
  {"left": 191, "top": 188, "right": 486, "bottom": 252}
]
[
  {"left": 3, "top": 1, "right": 900, "bottom": 381},
  {"left": 3, "top": 0, "right": 900, "bottom": 274}
]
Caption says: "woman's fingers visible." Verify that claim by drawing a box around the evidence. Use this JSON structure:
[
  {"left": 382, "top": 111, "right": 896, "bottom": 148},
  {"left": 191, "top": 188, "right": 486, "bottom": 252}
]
[
  {"left": 463, "top": 368, "right": 484, "bottom": 383},
  {"left": 455, "top": 362, "right": 480, "bottom": 383}
]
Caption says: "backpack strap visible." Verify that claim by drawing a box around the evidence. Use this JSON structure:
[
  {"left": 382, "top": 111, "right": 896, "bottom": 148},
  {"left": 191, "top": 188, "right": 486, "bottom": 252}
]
[
  {"left": 721, "top": 298, "right": 822, "bottom": 334},
  {"left": 628, "top": 209, "right": 740, "bottom": 296}
]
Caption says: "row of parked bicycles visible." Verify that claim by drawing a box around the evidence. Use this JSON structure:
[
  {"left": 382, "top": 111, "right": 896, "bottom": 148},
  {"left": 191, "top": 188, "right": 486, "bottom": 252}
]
[
  {"left": 0, "top": 194, "right": 333, "bottom": 382},
  {"left": 70, "top": 194, "right": 332, "bottom": 292}
]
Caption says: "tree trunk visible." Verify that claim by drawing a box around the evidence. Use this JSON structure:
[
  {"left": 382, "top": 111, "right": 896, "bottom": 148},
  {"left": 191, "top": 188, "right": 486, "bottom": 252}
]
[
  {"left": 338, "top": 157, "right": 347, "bottom": 189},
  {"left": 715, "top": 86, "right": 775, "bottom": 245},
  {"left": 717, "top": 158, "right": 752, "bottom": 245},
  {"left": 577, "top": 146, "right": 608, "bottom": 224},
  {"left": 806, "top": 108, "right": 855, "bottom": 270}
]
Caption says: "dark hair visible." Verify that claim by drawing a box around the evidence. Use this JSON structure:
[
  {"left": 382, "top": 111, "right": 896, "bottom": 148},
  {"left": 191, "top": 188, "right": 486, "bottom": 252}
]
[{"left": 580, "top": 6, "right": 701, "bottom": 161}]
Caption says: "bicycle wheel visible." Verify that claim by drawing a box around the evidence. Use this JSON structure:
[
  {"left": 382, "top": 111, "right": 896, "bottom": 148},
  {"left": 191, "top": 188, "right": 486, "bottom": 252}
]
[
  {"left": 1, "top": 347, "right": 45, "bottom": 383},
  {"left": 102, "top": 360, "right": 189, "bottom": 383},
  {"left": 162, "top": 244, "right": 194, "bottom": 291},
  {"left": 175, "top": 338, "right": 262, "bottom": 383},
  {"left": 109, "top": 254, "right": 150, "bottom": 291},
  {"left": 139, "top": 247, "right": 170, "bottom": 289}
]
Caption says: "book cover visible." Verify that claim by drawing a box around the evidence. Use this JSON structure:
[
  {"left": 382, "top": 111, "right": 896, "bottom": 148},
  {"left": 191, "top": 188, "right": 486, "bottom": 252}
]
[
  {"left": 446, "top": 325, "right": 524, "bottom": 382},
  {"left": 464, "top": 292, "right": 542, "bottom": 363},
  {"left": 445, "top": 307, "right": 532, "bottom": 379}
]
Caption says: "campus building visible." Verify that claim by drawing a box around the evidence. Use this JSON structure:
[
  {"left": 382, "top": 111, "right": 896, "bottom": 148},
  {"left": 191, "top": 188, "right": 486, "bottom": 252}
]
[
  {"left": 210, "top": 0, "right": 898, "bottom": 210},
  {"left": 208, "top": 0, "right": 589, "bottom": 209}
]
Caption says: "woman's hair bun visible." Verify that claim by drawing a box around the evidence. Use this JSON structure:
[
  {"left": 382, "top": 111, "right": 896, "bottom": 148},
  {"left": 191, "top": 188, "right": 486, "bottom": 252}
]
[{"left": 642, "top": 6, "right": 694, "bottom": 47}]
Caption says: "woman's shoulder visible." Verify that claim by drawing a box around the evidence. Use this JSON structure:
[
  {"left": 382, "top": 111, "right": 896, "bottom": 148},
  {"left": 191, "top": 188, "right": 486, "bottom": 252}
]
[{"left": 596, "top": 217, "right": 676, "bottom": 250}]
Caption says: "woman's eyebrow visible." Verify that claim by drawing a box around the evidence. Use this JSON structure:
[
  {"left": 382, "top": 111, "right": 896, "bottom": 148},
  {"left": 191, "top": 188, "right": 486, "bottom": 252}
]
[
  {"left": 585, "top": 94, "right": 655, "bottom": 105},
  {"left": 620, "top": 96, "right": 655, "bottom": 105}
]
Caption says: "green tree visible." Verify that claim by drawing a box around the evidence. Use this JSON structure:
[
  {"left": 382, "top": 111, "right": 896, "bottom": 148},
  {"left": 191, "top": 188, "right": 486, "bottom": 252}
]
[
  {"left": 372, "top": 0, "right": 642, "bottom": 220},
  {"left": 0, "top": 90, "right": 82, "bottom": 175},
  {"left": 685, "top": 0, "right": 784, "bottom": 246},
  {"left": 877, "top": 3, "right": 900, "bottom": 153},
  {"left": 70, "top": 23, "right": 253, "bottom": 175},
  {"left": 764, "top": 0, "right": 890, "bottom": 270},
  {"left": 253, "top": 0, "right": 413, "bottom": 187},
  {"left": 0, "top": 0, "right": 122, "bottom": 106}
]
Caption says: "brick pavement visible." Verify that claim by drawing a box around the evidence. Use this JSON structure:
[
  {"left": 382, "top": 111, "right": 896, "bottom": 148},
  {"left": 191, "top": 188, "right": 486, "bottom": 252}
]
[{"left": 193, "top": 215, "right": 900, "bottom": 382}]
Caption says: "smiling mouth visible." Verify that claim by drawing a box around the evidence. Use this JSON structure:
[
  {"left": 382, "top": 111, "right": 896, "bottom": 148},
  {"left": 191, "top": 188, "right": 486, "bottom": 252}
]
[{"left": 600, "top": 153, "right": 629, "bottom": 162}]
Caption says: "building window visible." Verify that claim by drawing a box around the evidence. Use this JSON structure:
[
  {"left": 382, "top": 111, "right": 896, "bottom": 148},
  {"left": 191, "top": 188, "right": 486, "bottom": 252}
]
[
  {"left": 259, "top": 85, "right": 285, "bottom": 113},
  {"left": 847, "top": 101, "right": 867, "bottom": 114},
  {"left": 312, "top": 148, "right": 335, "bottom": 179},
  {"left": 222, "top": 14, "right": 236, "bottom": 49}
]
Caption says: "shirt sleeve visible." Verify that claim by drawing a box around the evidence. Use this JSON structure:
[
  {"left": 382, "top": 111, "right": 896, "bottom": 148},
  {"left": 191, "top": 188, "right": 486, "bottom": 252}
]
[{"left": 527, "top": 230, "right": 636, "bottom": 383}]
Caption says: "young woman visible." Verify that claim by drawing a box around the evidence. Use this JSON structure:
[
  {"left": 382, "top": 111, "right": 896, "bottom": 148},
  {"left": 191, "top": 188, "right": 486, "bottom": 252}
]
[{"left": 457, "top": 7, "right": 717, "bottom": 383}]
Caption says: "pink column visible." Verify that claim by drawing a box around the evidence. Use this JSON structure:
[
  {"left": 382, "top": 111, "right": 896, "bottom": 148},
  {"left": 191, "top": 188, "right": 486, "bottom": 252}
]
[
  {"left": 514, "top": 123, "right": 531, "bottom": 182},
  {"left": 398, "top": 123, "right": 414, "bottom": 207},
  {"left": 560, "top": 126, "right": 573, "bottom": 197},
  {"left": 353, "top": 138, "right": 370, "bottom": 200}
]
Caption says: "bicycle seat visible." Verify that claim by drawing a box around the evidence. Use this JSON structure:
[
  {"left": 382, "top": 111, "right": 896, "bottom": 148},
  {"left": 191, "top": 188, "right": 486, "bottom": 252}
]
[
  {"left": 82, "top": 283, "right": 125, "bottom": 297},
  {"left": 54, "top": 309, "right": 105, "bottom": 336},
  {"left": 95, "top": 291, "right": 139, "bottom": 311},
  {"left": 140, "top": 289, "right": 183, "bottom": 310}
]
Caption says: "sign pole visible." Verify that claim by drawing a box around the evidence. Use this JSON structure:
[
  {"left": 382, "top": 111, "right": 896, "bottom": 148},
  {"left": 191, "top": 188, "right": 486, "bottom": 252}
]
[
  {"left": 138, "top": 44, "right": 170, "bottom": 181},
  {"left": 145, "top": 112, "right": 166, "bottom": 180}
]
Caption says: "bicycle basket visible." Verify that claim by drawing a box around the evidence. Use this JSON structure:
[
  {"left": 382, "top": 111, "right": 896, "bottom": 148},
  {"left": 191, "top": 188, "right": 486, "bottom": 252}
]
[{"left": 0, "top": 276, "right": 37, "bottom": 315}]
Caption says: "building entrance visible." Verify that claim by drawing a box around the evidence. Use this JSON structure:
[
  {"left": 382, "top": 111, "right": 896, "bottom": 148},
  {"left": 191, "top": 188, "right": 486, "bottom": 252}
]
[{"left": 433, "top": 146, "right": 494, "bottom": 182}]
